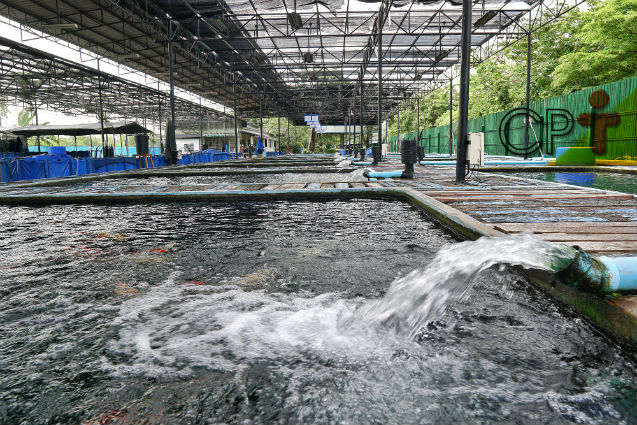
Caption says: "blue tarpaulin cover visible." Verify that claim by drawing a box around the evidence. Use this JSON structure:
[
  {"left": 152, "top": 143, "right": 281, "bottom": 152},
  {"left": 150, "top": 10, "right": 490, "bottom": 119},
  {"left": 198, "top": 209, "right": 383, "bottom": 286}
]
[
  {"left": 0, "top": 148, "right": 234, "bottom": 182},
  {"left": 70, "top": 158, "right": 94, "bottom": 175},
  {"left": 18, "top": 158, "right": 46, "bottom": 180},
  {"left": 46, "top": 157, "right": 72, "bottom": 178},
  {"left": 255, "top": 137, "right": 264, "bottom": 155},
  {"left": 1, "top": 160, "right": 11, "bottom": 182}
]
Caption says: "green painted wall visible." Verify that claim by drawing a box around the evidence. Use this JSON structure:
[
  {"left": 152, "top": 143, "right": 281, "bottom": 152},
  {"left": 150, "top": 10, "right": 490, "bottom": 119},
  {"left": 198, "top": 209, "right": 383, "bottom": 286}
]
[{"left": 389, "top": 76, "right": 637, "bottom": 160}]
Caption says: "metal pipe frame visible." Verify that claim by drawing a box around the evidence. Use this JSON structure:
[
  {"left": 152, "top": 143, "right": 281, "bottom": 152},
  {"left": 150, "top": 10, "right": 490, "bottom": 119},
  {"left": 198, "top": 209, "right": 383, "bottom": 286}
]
[{"left": 0, "top": 0, "right": 583, "bottom": 126}]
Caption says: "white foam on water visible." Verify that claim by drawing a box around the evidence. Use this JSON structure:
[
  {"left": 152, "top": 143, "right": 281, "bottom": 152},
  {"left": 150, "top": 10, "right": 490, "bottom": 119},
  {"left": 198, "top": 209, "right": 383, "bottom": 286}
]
[
  {"left": 103, "top": 234, "right": 575, "bottom": 378},
  {"left": 359, "top": 232, "right": 575, "bottom": 337},
  {"left": 98, "top": 234, "right": 630, "bottom": 423},
  {"left": 103, "top": 270, "right": 409, "bottom": 378}
]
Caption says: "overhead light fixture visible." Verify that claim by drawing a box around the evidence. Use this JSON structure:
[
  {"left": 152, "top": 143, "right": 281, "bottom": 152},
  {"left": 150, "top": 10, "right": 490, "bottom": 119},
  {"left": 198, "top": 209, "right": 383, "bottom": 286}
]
[
  {"left": 435, "top": 51, "right": 449, "bottom": 62},
  {"left": 288, "top": 12, "right": 303, "bottom": 30},
  {"left": 42, "top": 23, "right": 78, "bottom": 30},
  {"left": 474, "top": 10, "right": 497, "bottom": 28},
  {"left": 414, "top": 74, "right": 422, "bottom": 81},
  {"left": 303, "top": 53, "right": 313, "bottom": 63}
]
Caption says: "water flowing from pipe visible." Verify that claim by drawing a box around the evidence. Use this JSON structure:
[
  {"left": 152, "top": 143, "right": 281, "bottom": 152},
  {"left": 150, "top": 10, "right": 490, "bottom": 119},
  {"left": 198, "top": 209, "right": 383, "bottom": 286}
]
[{"left": 359, "top": 233, "right": 576, "bottom": 337}]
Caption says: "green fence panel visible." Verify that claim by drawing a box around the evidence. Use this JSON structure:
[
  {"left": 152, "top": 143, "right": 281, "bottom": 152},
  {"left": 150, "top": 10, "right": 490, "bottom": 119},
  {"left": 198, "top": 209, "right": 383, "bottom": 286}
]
[{"left": 390, "top": 76, "right": 636, "bottom": 159}]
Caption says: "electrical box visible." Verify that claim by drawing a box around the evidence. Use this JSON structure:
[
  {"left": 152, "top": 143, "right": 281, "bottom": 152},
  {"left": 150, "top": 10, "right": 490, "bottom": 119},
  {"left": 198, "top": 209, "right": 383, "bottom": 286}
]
[{"left": 467, "top": 132, "right": 484, "bottom": 166}]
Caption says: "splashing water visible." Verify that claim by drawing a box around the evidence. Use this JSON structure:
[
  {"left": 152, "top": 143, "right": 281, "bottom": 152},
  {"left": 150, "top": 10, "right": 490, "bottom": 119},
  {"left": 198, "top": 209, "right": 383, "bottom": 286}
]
[
  {"left": 104, "top": 233, "right": 578, "bottom": 379},
  {"left": 3, "top": 199, "right": 635, "bottom": 424},
  {"left": 359, "top": 232, "right": 576, "bottom": 337}
]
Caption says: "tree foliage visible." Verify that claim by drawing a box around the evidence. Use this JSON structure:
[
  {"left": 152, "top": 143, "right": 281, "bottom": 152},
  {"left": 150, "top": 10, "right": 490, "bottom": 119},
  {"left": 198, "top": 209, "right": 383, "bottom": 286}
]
[
  {"left": 387, "top": 0, "right": 637, "bottom": 138},
  {"left": 17, "top": 108, "right": 59, "bottom": 147},
  {"left": 552, "top": 0, "right": 637, "bottom": 91},
  {"left": 247, "top": 117, "right": 342, "bottom": 153}
]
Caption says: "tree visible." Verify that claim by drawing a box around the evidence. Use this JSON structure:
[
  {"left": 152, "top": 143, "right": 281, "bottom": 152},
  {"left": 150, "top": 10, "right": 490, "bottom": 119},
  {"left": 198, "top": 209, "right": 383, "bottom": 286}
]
[
  {"left": 0, "top": 100, "right": 7, "bottom": 126},
  {"left": 17, "top": 108, "right": 58, "bottom": 146},
  {"left": 552, "top": 0, "right": 637, "bottom": 92},
  {"left": 389, "top": 0, "right": 637, "bottom": 134},
  {"left": 247, "top": 116, "right": 341, "bottom": 153}
]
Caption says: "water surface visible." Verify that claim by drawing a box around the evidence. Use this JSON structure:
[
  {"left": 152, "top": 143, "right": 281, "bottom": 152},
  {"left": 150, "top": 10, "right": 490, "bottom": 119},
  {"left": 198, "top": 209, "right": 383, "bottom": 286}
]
[
  {"left": 500, "top": 171, "right": 637, "bottom": 194},
  {"left": 0, "top": 200, "right": 635, "bottom": 424}
]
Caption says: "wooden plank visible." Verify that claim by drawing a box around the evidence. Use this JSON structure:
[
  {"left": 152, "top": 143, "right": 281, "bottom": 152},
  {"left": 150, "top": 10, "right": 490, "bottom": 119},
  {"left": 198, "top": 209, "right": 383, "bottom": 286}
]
[
  {"left": 334, "top": 183, "right": 349, "bottom": 189},
  {"left": 260, "top": 184, "right": 282, "bottom": 191},
  {"left": 423, "top": 190, "right": 593, "bottom": 196},
  {"left": 431, "top": 194, "right": 634, "bottom": 202},
  {"left": 349, "top": 182, "right": 366, "bottom": 188},
  {"left": 277, "top": 183, "right": 307, "bottom": 190},
  {"left": 452, "top": 201, "right": 637, "bottom": 209},
  {"left": 563, "top": 241, "right": 637, "bottom": 253},
  {"left": 306, "top": 183, "right": 322, "bottom": 189},
  {"left": 494, "top": 222, "right": 637, "bottom": 233},
  {"left": 321, "top": 183, "right": 335, "bottom": 189},
  {"left": 209, "top": 184, "right": 229, "bottom": 191},
  {"left": 220, "top": 185, "right": 247, "bottom": 191},
  {"left": 536, "top": 233, "right": 637, "bottom": 242},
  {"left": 365, "top": 182, "right": 383, "bottom": 187}
]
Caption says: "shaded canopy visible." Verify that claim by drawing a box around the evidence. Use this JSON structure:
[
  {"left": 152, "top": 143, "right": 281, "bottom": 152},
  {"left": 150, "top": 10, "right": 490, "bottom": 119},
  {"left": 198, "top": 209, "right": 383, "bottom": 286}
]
[{"left": 0, "top": 122, "right": 151, "bottom": 138}]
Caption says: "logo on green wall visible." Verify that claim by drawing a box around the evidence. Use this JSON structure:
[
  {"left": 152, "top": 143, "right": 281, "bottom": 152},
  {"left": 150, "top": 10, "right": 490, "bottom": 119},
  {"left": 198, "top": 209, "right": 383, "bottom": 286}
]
[{"left": 499, "top": 89, "right": 622, "bottom": 156}]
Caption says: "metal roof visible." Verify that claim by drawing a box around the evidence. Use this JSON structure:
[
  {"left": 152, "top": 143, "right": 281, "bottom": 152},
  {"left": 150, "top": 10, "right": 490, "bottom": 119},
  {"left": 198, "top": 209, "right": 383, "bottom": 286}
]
[
  {"left": 0, "top": 121, "right": 151, "bottom": 137},
  {"left": 0, "top": 35, "right": 234, "bottom": 129},
  {"left": 0, "top": 0, "right": 583, "bottom": 125}
]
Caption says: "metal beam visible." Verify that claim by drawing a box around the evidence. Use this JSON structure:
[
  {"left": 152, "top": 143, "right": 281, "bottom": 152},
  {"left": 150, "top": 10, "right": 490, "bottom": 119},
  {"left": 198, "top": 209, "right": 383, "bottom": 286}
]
[{"left": 455, "top": 0, "right": 472, "bottom": 182}]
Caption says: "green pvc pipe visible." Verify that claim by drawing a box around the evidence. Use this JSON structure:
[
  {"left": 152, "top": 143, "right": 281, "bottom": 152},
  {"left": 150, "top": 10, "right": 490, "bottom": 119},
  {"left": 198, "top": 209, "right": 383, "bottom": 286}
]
[{"left": 554, "top": 247, "right": 637, "bottom": 294}]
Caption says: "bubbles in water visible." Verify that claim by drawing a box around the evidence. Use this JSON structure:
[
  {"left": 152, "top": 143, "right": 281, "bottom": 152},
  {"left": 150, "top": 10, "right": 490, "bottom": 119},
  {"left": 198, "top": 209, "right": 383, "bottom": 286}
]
[
  {"left": 105, "top": 233, "right": 577, "bottom": 379},
  {"left": 359, "top": 233, "right": 576, "bottom": 337},
  {"left": 3, "top": 200, "right": 634, "bottom": 425},
  {"left": 104, "top": 270, "right": 408, "bottom": 378}
]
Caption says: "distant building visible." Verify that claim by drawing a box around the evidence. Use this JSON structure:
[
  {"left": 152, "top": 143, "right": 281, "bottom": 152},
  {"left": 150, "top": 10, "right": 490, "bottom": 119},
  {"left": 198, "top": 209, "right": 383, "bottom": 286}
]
[{"left": 174, "top": 126, "right": 279, "bottom": 154}]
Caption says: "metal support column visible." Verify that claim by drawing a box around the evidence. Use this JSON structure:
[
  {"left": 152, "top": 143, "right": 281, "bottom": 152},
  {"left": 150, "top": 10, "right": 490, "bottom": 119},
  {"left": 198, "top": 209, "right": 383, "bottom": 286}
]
[
  {"left": 167, "top": 20, "right": 177, "bottom": 165},
  {"left": 233, "top": 72, "right": 239, "bottom": 157},
  {"left": 449, "top": 78, "right": 454, "bottom": 155},
  {"left": 397, "top": 106, "right": 400, "bottom": 142},
  {"left": 524, "top": 32, "right": 532, "bottom": 159},
  {"left": 34, "top": 101, "right": 41, "bottom": 153},
  {"left": 353, "top": 94, "right": 357, "bottom": 152},
  {"left": 287, "top": 115, "right": 290, "bottom": 153},
  {"left": 342, "top": 117, "right": 346, "bottom": 151},
  {"left": 277, "top": 113, "right": 281, "bottom": 154},
  {"left": 259, "top": 96, "right": 263, "bottom": 157},
  {"left": 199, "top": 97, "right": 203, "bottom": 149},
  {"left": 360, "top": 83, "right": 363, "bottom": 151},
  {"left": 346, "top": 115, "right": 350, "bottom": 154},
  {"left": 416, "top": 96, "right": 420, "bottom": 146},
  {"left": 455, "top": 0, "right": 472, "bottom": 182},
  {"left": 385, "top": 121, "right": 388, "bottom": 148},
  {"left": 97, "top": 59, "right": 106, "bottom": 155},
  {"left": 374, "top": 7, "right": 383, "bottom": 165}
]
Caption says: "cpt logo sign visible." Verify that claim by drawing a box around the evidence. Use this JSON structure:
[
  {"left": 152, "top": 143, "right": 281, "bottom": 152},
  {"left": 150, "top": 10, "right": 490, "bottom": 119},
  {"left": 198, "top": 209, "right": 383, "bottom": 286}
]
[{"left": 498, "top": 90, "right": 620, "bottom": 155}]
